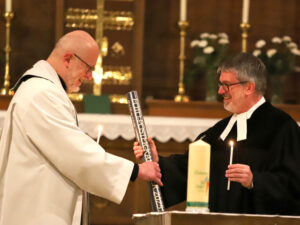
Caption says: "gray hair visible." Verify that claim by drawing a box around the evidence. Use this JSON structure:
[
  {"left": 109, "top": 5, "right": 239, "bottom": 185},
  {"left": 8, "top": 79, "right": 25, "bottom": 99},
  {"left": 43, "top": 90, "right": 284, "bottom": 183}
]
[{"left": 217, "top": 53, "right": 267, "bottom": 95}]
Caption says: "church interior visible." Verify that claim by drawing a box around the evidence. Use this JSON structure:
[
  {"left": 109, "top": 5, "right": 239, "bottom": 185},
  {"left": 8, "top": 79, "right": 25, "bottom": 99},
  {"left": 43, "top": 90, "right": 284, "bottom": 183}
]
[{"left": 0, "top": 0, "right": 300, "bottom": 225}]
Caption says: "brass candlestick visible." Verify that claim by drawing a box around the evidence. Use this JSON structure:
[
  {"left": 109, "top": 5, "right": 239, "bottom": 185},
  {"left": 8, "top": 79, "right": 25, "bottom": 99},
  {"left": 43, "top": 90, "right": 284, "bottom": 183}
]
[
  {"left": 1, "top": 12, "right": 14, "bottom": 96},
  {"left": 93, "top": 0, "right": 105, "bottom": 96},
  {"left": 174, "top": 21, "right": 189, "bottom": 102},
  {"left": 240, "top": 23, "right": 250, "bottom": 53}
]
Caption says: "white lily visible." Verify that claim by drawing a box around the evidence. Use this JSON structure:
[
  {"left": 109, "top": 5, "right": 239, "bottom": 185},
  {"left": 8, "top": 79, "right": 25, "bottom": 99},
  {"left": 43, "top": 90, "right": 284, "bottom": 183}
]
[
  {"left": 253, "top": 49, "right": 262, "bottom": 57},
  {"left": 267, "top": 49, "right": 277, "bottom": 58},
  {"left": 282, "top": 36, "right": 292, "bottom": 42},
  {"left": 209, "top": 34, "right": 218, "bottom": 39},
  {"left": 218, "top": 33, "right": 228, "bottom": 39},
  {"left": 200, "top": 33, "right": 209, "bottom": 39},
  {"left": 191, "top": 40, "right": 200, "bottom": 48},
  {"left": 271, "top": 37, "right": 282, "bottom": 44},
  {"left": 287, "top": 42, "right": 298, "bottom": 49},
  {"left": 203, "top": 46, "right": 214, "bottom": 54},
  {"left": 219, "top": 38, "right": 229, "bottom": 44},
  {"left": 291, "top": 48, "right": 300, "bottom": 56},
  {"left": 255, "top": 40, "right": 266, "bottom": 48},
  {"left": 198, "top": 40, "right": 208, "bottom": 48}
]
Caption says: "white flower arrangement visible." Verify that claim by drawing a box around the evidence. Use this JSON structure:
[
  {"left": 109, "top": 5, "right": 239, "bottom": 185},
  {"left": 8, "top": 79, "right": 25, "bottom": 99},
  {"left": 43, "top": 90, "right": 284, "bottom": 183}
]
[
  {"left": 186, "top": 32, "right": 230, "bottom": 100},
  {"left": 253, "top": 36, "right": 300, "bottom": 75},
  {"left": 189, "top": 32, "right": 230, "bottom": 70}
]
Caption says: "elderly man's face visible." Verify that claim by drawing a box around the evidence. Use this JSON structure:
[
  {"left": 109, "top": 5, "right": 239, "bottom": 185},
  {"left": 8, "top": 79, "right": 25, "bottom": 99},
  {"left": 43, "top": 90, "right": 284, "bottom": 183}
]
[
  {"left": 217, "top": 71, "right": 249, "bottom": 114},
  {"left": 65, "top": 53, "right": 95, "bottom": 93}
]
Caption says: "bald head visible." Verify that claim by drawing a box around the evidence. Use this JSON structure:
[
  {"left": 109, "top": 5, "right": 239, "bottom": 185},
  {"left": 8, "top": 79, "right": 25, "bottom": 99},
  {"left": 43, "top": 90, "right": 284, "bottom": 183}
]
[
  {"left": 51, "top": 30, "right": 99, "bottom": 61},
  {"left": 47, "top": 30, "right": 99, "bottom": 92}
]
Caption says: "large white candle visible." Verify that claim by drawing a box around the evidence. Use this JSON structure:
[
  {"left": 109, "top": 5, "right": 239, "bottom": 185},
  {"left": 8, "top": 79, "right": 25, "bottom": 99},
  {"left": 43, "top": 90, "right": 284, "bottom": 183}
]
[
  {"left": 180, "top": 0, "right": 187, "bottom": 21},
  {"left": 227, "top": 140, "right": 234, "bottom": 191},
  {"left": 186, "top": 139, "right": 210, "bottom": 212},
  {"left": 242, "top": 0, "right": 250, "bottom": 23},
  {"left": 5, "top": 0, "right": 12, "bottom": 12}
]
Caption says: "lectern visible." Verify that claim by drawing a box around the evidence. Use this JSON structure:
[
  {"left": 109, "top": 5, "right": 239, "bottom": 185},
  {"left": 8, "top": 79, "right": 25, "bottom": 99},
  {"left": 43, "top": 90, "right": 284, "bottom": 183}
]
[{"left": 132, "top": 211, "right": 300, "bottom": 225}]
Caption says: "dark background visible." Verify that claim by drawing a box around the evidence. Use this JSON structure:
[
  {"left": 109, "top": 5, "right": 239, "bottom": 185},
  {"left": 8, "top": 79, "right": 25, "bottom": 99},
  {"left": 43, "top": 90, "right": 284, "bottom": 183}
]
[{"left": 0, "top": 0, "right": 299, "bottom": 103}]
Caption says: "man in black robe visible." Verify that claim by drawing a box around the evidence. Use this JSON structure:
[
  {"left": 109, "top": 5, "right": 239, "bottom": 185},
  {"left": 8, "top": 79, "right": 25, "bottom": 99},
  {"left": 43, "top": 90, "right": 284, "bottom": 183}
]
[{"left": 134, "top": 53, "right": 300, "bottom": 215}]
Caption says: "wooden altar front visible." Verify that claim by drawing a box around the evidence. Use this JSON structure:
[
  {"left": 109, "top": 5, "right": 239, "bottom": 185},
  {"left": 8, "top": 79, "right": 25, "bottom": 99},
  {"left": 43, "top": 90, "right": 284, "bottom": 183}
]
[{"left": 133, "top": 211, "right": 300, "bottom": 225}]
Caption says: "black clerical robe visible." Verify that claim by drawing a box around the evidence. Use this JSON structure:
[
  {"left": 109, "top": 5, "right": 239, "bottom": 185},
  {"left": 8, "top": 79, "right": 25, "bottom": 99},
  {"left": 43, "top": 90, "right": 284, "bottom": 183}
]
[{"left": 159, "top": 101, "right": 300, "bottom": 215}]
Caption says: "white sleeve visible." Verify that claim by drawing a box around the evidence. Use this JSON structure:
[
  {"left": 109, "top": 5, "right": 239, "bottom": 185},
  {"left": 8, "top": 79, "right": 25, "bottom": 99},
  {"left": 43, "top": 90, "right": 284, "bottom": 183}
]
[{"left": 22, "top": 86, "right": 133, "bottom": 204}]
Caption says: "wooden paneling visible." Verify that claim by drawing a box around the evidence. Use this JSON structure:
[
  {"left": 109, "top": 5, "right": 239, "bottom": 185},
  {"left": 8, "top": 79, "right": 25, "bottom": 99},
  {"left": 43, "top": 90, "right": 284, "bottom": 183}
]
[
  {"left": 0, "top": 0, "right": 299, "bottom": 102},
  {"left": 0, "top": 0, "right": 56, "bottom": 87},
  {"left": 142, "top": 0, "right": 300, "bottom": 102},
  {"left": 146, "top": 99, "right": 300, "bottom": 122}
]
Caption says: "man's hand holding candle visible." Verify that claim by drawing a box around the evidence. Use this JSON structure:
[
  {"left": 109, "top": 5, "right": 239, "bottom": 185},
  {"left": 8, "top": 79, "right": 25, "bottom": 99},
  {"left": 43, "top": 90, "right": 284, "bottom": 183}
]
[{"left": 225, "top": 164, "right": 253, "bottom": 189}]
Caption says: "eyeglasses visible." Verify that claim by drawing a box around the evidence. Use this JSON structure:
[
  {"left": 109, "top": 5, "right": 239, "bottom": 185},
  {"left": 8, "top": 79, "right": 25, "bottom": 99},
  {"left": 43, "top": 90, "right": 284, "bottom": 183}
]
[
  {"left": 74, "top": 53, "right": 94, "bottom": 73},
  {"left": 218, "top": 81, "right": 249, "bottom": 92}
]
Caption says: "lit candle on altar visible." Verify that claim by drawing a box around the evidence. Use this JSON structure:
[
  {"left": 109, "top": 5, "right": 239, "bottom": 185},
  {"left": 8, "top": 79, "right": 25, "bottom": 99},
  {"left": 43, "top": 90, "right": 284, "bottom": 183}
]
[
  {"left": 96, "top": 125, "right": 103, "bottom": 144},
  {"left": 227, "top": 140, "right": 234, "bottom": 191},
  {"left": 180, "top": 0, "right": 187, "bottom": 21},
  {"left": 242, "top": 0, "right": 250, "bottom": 23},
  {"left": 5, "top": 0, "right": 12, "bottom": 12}
]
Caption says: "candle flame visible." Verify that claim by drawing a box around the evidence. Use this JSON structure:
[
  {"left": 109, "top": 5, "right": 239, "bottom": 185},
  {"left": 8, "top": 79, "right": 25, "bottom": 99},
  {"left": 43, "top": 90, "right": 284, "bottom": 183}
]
[
  {"left": 229, "top": 140, "right": 234, "bottom": 147},
  {"left": 96, "top": 125, "right": 103, "bottom": 144}
]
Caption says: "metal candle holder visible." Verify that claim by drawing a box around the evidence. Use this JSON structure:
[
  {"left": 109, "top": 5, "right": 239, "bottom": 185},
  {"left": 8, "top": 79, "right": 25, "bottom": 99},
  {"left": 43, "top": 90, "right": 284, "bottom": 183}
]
[
  {"left": 1, "top": 12, "right": 14, "bottom": 96},
  {"left": 174, "top": 21, "right": 189, "bottom": 102},
  {"left": 240, "top": 23, "right": 251, "bottom": 53}
]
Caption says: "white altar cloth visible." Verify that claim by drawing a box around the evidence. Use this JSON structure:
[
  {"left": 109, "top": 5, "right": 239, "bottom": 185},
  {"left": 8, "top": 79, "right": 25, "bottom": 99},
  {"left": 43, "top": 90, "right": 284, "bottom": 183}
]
[{"left": 0, "top": 110, "right": 219, "bottom": 143}]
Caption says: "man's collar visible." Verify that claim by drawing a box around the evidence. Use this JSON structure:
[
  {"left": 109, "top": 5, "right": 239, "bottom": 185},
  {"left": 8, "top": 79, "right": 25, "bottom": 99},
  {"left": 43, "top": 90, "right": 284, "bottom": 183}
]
[
  {"left": 57, "top": 75, "right": 67, "bottom": 91},
  {"left": 220, "top": 97, "right": 266, "bottom": 141},
  {"left": 243, "top": 96, "right": 266, "bottom": 119}
]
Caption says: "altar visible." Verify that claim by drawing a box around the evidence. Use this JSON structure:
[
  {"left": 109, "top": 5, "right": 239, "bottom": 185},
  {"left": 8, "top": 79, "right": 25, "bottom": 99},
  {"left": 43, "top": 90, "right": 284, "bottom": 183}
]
[
  {"left": 1, "top": 108, "right": 300, "bottom": 225},
  {"left": 0, "top": 110, "right": 219, "bottom": 142},
  {"left": 133, "top": 211, "right": 300, "bottom": 225}
]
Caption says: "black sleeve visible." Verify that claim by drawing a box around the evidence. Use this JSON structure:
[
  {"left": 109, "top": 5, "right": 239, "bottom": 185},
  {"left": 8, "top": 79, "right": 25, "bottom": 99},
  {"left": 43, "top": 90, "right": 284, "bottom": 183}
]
[
  {"left": 130, "top": 163, "right": 139, "bottom": 182},
  {"left": 159, "top": 151, "right": 189, "bottom": 208},
  {"left": 253, "top": 121, "right": 300, "bottom": 215}
]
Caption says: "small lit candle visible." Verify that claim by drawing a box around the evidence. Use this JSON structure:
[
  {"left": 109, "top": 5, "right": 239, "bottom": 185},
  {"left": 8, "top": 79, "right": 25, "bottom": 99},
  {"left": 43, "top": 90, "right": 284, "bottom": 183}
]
[
  {"left": 227, "top": 140, "right": 234, "bottom": 191},
  {"left": 242, "top": 0, "right": 250, "bottom": 23},
  {"left": 5, "top": 0, "right": 12, "bottom": 13},
  {"left": 96, "top": 125, "right": 103, "bottom": 144},
  {"left": 180, "top": 0, "right": 187, "bottom": 21}
]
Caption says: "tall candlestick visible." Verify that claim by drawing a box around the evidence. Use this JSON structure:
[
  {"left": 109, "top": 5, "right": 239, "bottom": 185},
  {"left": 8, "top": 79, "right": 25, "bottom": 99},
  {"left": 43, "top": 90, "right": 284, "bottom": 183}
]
[
  {"left": 240, "top": 23, "right": 250, "bottom": 53},
  {"left": 1, "top": 12, "right": 14, "bottom": 96},
  {"left": 5, "top": 0, "right": 12, "bottom": 13},
  {"left": 180, "top": 0, "right": 187, "bottom": 21},
  {"left": 174, "top": 21, "right": 189, "bottom": 102},
  {"left": 227, "top": 140, "right": 234, "bottom": 191},
  {"left": 242, "top": 0, "right": 250, "bottom": 23}
]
